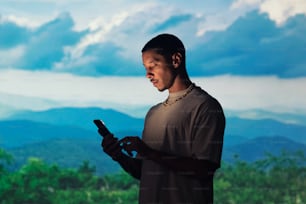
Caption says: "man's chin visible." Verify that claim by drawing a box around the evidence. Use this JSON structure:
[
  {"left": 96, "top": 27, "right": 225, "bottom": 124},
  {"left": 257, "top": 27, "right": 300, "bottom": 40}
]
[
  {"left": 157, "top": 87, "right": 167, "bottom": 92},
  {"left": 153, "top": 82, "right": 167, "bottom": 92}
]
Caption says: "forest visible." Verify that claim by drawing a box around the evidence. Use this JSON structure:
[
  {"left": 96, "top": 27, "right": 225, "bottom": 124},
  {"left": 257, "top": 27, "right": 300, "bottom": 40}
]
[{"left": 1, "top": 148, "right": 305, "bottom": 204}]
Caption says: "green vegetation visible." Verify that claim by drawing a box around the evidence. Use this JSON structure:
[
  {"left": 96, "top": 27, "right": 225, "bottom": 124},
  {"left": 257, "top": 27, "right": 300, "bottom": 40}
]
[
  {"left": 0, "top": 149, "right": 138, "bottom": 204},
  {"left": 214, "top": 151, "right": 306, "bottom": 204},
  {"left": 1, "top": 148, "right": 305, "bottom": 204}
]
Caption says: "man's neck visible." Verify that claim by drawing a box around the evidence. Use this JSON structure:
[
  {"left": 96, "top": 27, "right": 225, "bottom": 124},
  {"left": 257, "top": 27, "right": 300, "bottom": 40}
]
[{"left": 168, "top": 77, "right": 192, "bottom": 93}]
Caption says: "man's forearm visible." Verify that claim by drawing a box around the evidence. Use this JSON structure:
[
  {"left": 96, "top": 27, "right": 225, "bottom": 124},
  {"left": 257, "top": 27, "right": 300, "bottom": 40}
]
[{"left": 116, "top": 153, "right": 142, "bottom": 180}]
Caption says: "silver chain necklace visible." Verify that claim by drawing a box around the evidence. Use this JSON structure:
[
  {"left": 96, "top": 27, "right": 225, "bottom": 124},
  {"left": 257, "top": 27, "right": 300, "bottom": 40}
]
[{"left": 162, "top": 83, "right": 195, "bottom": 107}]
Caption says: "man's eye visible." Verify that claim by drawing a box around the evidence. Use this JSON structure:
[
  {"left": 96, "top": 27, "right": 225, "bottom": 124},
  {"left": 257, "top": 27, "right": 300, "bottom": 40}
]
[
  {"left": 147, "top": 64, "right": 158, "bottom": 70},
  {"left": 150, "top": 60, "right": 159, "bottom": 65}
]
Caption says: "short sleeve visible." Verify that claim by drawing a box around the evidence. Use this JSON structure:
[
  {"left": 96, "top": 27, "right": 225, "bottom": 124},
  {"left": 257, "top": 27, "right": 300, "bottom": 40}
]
[{"left": 191, "top": 98, "right": 225, "bottom": 166}]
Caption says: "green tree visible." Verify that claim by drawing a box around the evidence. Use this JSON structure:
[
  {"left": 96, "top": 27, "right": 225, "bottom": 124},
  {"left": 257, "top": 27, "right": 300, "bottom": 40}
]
[
  {"left": 214, "top": 151, "right": 306, "bottom": 204},
  {"left": 2, "top": 147, "right": 305, "bottom": 204},
  {"left": 1, "top": 157, "right": 60, "bottom": 203},
  {"left": 0, "top": 148, "right": 13, "bottom": 173}
]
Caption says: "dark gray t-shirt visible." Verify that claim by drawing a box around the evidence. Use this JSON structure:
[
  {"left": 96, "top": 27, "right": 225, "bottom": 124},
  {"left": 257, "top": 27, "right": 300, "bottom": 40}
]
[{"left": 139, "top": 85, "right": 225, "bottom": 204}]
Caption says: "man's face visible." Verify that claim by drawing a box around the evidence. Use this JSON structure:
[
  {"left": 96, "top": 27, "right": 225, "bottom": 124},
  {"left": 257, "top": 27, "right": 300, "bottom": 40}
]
[{"left": 142, "top": 50, "right": 175, "bottom": 92}]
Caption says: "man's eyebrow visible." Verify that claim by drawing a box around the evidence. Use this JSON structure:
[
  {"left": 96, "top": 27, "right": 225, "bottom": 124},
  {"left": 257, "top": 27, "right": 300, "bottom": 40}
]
[{"left": 143, "top": 60, "right": 156, "bottom": 67}]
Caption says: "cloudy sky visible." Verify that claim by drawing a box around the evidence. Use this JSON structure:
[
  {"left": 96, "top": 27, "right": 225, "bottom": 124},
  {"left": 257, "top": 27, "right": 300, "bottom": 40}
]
[{"left": 0, "top": 0, "right": 305, "bottom": 124}]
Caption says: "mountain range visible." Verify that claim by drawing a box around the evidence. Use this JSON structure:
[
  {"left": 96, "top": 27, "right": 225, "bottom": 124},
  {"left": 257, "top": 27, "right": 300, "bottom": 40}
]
[{"left": 1, "top": 107, "right": 305, "bottom": 174}]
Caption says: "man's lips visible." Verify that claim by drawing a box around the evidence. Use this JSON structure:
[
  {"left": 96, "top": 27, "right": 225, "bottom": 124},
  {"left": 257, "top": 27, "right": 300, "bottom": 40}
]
[{"left": 151, "top": 79, "right": 158, "bottom": 86}]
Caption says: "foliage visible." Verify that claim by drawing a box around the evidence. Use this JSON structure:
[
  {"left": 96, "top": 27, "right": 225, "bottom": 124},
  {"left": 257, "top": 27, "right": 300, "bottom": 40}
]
[
  {"left": 0, "top": 148, "right": 305, "bottom": 204},
  {"left": 0, "top": 152, "right": 138, "bottom": 204},
  {"left": 0, "top": 149, "right": 13, "bottom": 173},
  {"left": 214, "top": 150, "right": 306, "bottom": 204}
]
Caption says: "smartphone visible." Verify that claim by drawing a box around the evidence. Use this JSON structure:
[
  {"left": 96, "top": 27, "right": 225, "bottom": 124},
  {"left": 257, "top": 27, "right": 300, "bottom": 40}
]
[{"left": 93, "top": 119, "right": 111, "bottom": 137}]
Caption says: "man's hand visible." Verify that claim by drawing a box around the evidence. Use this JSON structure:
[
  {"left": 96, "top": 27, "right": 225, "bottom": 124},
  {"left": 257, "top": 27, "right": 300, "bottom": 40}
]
[
  {"left": 101, "top": 134, "right": 123, "bottom": 161},
  {"left": 118, "top": 136, "right": 218, "bottom": 180},
  {"left": 119, "top": 136, "right": 150, "bottom": 157},
  {"left": 98, "top": 127, "right": 111, "bottom": 138}
]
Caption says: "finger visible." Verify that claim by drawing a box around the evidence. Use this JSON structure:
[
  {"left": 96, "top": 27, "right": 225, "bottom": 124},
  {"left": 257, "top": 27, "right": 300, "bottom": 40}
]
[
  {"left": 104, "top": 144, "right": 122, "bottom": 159},
  {"left": 104, "top": 141, "right": 121, "bottom": 152},
  {"left": 101, "top": 137, "right": 120, "bottom": 152},
  {"left": 102, "top": 137, "right": 118, "bottom": 148},
  {"left": 98, "top": 129, "right": 112, "bottom": 137},
  {"left": 123, "top": 140, "right": 139, "bottom": 156},
  {"left": 118, "top": 137, "right": 130, "bottom": 144},
  {"left": 122, "top": 143, "right": 133, "bottom": 157},
  {"left": 119, "top": 136, "right": 138, "bottom": 142}
]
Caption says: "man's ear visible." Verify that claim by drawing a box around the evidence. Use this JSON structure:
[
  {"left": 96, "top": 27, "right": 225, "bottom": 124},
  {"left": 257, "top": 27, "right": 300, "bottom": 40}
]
[{"left": 172, "top": 52, "right": 182, "bottom": 68}]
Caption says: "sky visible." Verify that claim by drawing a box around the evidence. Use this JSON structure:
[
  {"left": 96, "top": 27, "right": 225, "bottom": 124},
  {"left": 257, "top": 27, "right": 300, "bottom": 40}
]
[{"left": 0, "top": 0, "right": 306, "bottom": 124}]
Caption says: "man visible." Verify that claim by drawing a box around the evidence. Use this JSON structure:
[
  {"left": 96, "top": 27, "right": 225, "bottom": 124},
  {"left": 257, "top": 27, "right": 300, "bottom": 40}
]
[{"left": 99, "top": 33, "right": 225, "bottom": 204}]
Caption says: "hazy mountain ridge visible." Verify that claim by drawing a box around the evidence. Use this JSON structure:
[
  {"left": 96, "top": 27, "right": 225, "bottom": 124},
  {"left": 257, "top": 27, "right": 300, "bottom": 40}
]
[
  {"left": 5, "top": 135, "right": 306, "bottom": 175},
  {"left": 223, "top": 136, "right": 306, "bottom": 163},
  {"left": 2, "top": 107, "right": 305, "bottom": 145},
  {"left": 9, "top": 107, "right": 144, "bottom": 131},
  {"left": 225, "top": 117, "right": 306, "bottom": 143},
  {"left": 0, "top": 119, "right": 98, "bottom": 148},
  {"left": 1, "top": 107, "right": 306, "bottom": 174},
  {"left": 6, "top": 138, "right": 120, "bottom": 175},
  {"left": 0, "top": 107, "right": 144, "bottom": 148}
]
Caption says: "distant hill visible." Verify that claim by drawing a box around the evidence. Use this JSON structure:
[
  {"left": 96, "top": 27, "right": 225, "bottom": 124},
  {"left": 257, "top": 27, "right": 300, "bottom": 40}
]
[
  {"left": 223, "top": 134, "right": 248, "bottom": 147},
  {"left": 1, "top": 107, "right": 306, "bottom": 148},
  {"left": 1, "top": 107, "right": 306, "bottom": 174},
  {"left": 0, "top": 108, "right": 144, "bottom": 148},
  {"left": 4, "top": 135, "right": 306, "bottom": 175},
  {"left": 0, "top": 120, "right": 98, "bottom": 148},
  {"left": 226, "top": 117, "right": 306, "bottom": 143},
  {"left": 223, "top": 136, "right": 306, "bottom": 163},
  {"left": 9, "top": 107, "right": 144, "bottom": 132},
  {"left": 6, "top": 138, "right": 120, "bottom": 175},
  {"left": 6, "top": 107, "right": 306, "bottom": 145}
]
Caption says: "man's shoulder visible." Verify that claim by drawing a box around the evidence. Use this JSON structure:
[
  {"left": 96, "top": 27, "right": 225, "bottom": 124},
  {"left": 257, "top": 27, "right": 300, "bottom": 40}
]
[
  {"left": 146, "top": 102, "right": 163, "bottom": 114},
  {"left": 191, "top": 86, "right": 215, "bottom": 101},
  {"left": 190, "top": 86, "right": 223, "bottom": 110}
]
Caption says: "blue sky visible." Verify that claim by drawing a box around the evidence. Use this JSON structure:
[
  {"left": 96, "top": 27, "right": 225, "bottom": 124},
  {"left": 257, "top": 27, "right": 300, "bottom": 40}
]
[{"left": 0, "top": 0, "right": 306, "bottom": 123}]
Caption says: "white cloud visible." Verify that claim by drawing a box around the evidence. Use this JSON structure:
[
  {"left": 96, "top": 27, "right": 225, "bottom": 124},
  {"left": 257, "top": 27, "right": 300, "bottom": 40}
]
[
  {"left": 73, "top": 12, "right": 130, "bottom": 58},
  {"left": 260, "top": 0, "right": 306, "bottom": 25},
  {"left": 1, "top": 15, "right": 40, "bottom": 28},
  {"left": 231, "top": 0, "right": 263, "bottom": 9},
  {"left": 193, "top": 75, "right": 306, "bottom": 115},
  {"left": 0, "top": 69, "right": 166, "bottom": 117},
  {"left": 0, "top": 1, "right": 238, "bottom": 53},
  {"left": 231, "top": 0, "right": 306, "bottom": 25},
  {"left": 1, "top": 0, "right": 268, "bottom": 73},
  {"left": 0, "top": 46, "right": 25, "bottom": 67},
  {"left": 54, "top": 2, "right": 160, "bottom": 69},
  {"left": 1, "top": 70, "right": 305, "bottom": 119}
]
